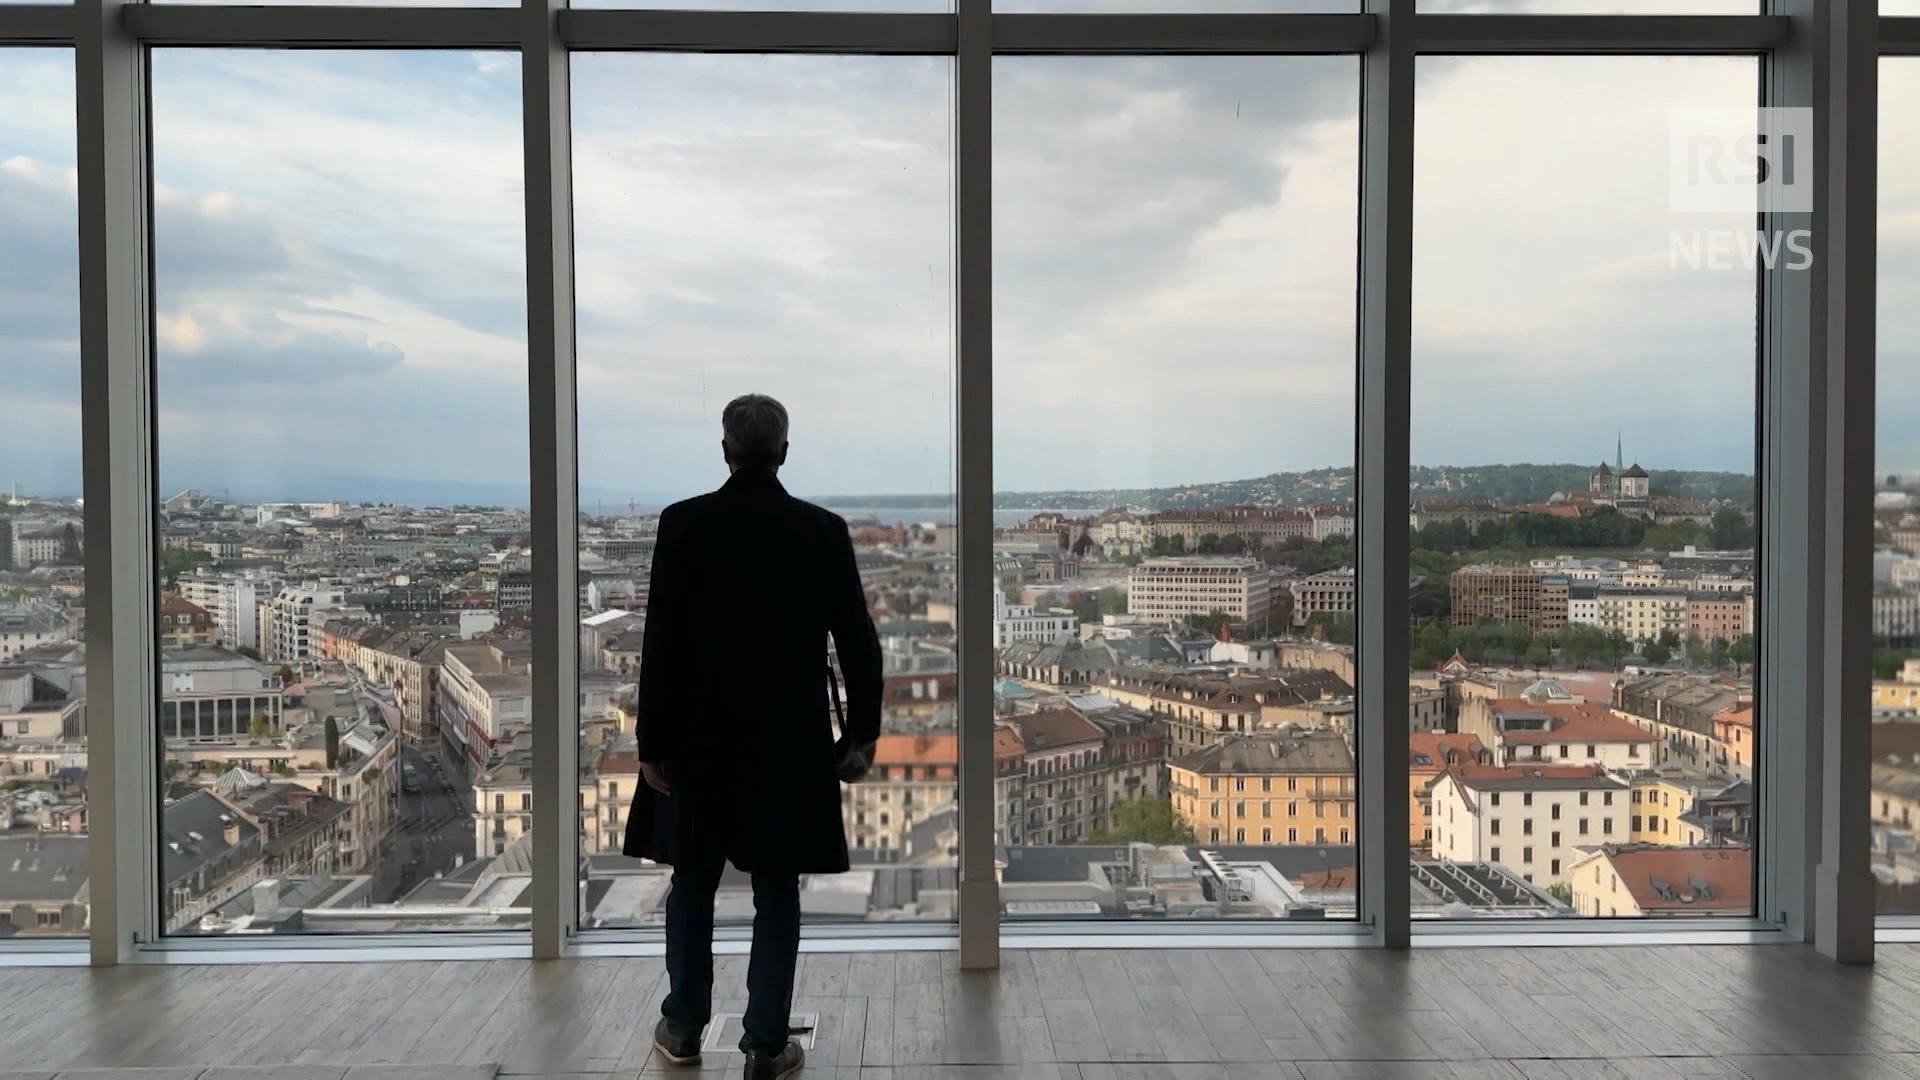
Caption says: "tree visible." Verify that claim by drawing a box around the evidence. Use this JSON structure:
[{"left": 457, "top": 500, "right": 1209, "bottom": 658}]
[
  {"left": 1546, "top": 882, "right": 1574, "bottom": 906},
  {"left": 324, "top": 716, "right": 340, "bottom": 770},
  {"left": 1728, "top": 634, "right": 1756, "bottom": 667},
  {"left": 248, "top": 713, "right": 273, "bottom": 739},
  {"left": 57, "top": 522, "right": 81, "bottom": 565},
  {"left": 235, "top": 645, "right": 263, "bottom": 661},
  {"left": 1642, "top": 639, "right": 1673, "bottom": 665},
  {"left": 1090, "top": 797, "right": 1195, "bottom": 846},
  {"left": 1524, "top": 640, "right": 1552, "bottom": 669},
  {"left": 275, "top": 664, "right": 296, "bottom": 684},
  {"left": 1683, "top": 634, "right": 1713, "bottom": 669},
  {"left": 1709, "top": 507, "right": 1756, "bottom": 550}
]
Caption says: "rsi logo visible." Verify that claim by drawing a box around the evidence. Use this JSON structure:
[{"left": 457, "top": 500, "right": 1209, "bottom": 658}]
[
  {"left": 1681, "top": 130, "right": 1797, "bottom": 189},
  {"left": 1668, "top": 107, "right": 1813, "bottom": 214},
  {"left": 1669, "top": 228, "right": 1813, "bottom": 272}
]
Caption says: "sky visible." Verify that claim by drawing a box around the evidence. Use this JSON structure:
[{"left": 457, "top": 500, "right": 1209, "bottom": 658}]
[{"left": 2, "top": 5, "right": 1917, "bottom": 506}]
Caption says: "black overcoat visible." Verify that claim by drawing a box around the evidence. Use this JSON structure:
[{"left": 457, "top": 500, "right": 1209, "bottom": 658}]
[{"left": 622, "top": 467, "right": 883, "bottom": 874}]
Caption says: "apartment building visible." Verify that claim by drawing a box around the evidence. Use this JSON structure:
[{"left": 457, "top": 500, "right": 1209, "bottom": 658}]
[
  {"left": 0, "top": 604, "right": 70, "bottom": 663},
  {"left": 259, "top": 583, "right": 357, "bottom": 663},
  {"left": 1595, "top": 587, "right": 1689, "bottom": 644},
  {"left": 1409, "top": 732, "right": 1490, "bottom": 848},
  {"left": 160, "top": 647, "right": 283, "bottom": 741},
  {"left": 1456, "top": 697, "right": 1653, "bottom": 770},
  {"left": 159, "top": 595, "right": 217, "bottom": 649},
  {"left": 1429, "top": 764, "right": 1629, "bottom": 886},
  {"left": 439, "top": 639, "right": 532, "bottom": 767},
  {"left": 994, "top": 726, "right": 1028, "bottom": 845},
  {"left": 1687, "top": 593, "right": 1750, "bottom": 645},
  {"left": 844, "top": 733, "right": 957, "bottom": 854},
  {"left": 1568, "top": 845, "right": 1751, "bottom": 917},
  {"left": 1449, "top": 564, "right": 1568, "bottom": 635},
  {"left": 1145, "top": 506, "right": 1312, "bottom": 548},
  {"left": 1127, "top": 557, "right": 1278, "bottom": 626},
  {"left": 1101, "top": 667, "right": 1353, "bottom": 757},
  {"left": 1613, "top": 674, "right": 1744, "bottom": 770},
  {"left": 993, "top": 589, "right": 1078, "bottom": 648},
  {"left": 1002, "top": 708, "right": 1108, "bottom": 845},
  {"left": 9, "top": 529, "right": 63, "bottom": 568},
  {"left": 176, "top": 572, "right": 272, "bottom": 650},
  {"left": 1289, "top": 568, "right": 1356, "bottom": 628},
  {"left": 1169, "top": 730, "right": 1356, "bottom": 847},
  {"left": 0, "top": 664, "right": 83, "bottom": 743}
]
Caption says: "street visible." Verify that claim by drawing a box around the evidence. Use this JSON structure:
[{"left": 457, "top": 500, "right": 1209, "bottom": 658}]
[{"left": 369, "top": 740, "right": 476, "bottom": 903}]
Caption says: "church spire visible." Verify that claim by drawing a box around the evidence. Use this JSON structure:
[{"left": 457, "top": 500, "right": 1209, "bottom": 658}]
[{"left": 1616, "top": 433, "right": 1623, "bottom": 475}]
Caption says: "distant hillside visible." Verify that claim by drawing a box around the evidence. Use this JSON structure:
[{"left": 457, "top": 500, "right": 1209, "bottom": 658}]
[{"left": 989, "top": 464, "right": 1754, "bottom": 512}]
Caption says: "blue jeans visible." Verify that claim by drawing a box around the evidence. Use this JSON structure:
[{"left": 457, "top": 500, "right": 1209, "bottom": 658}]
[{"left": 660, "top": 854, "right": 802, "bottom": 1054}]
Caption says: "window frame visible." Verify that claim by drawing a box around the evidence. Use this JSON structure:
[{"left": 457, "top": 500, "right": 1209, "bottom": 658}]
[{"left": 7, "top": 0, "right": 1877, "bottom": 965}]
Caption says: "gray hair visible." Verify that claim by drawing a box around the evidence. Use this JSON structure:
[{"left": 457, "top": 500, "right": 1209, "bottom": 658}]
[{"left": 721, "top": 393, "right": 790, "bottom": 467}]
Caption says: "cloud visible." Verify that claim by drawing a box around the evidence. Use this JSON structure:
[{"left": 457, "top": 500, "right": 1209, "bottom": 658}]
[{"left": 7, "top": 41, "right": 1920, "bottom": 506}]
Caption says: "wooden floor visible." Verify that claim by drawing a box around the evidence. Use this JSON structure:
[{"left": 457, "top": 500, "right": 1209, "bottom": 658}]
[{"left": 8, "top": 945, "right": 1920, "bottom": 1078}]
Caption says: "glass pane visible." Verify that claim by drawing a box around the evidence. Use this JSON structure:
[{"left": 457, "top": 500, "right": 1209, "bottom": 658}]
[
  {"left": 1874, "top": 59, "right": 1920, "bottom": 914},
  {"left": 993, "top": 57, "right": 1359, "bottom": 920},
  {"left": 1419, "top": 1, "right": 1755, "bottom": 10},
  {"left": 0, "top": 48, "right": 84, "bottom": 939},
  {"left": 150, "top": 50, "right": 528, "bottom": 935},
  {"left": 995, "top": 1, "right": 1355, "bottom": 11},
  {"left": 1412, "top": 56, "right": 1759, "bottom": 918},
  {"left": 572, "top": 0, "right": 950, "bottom": 11},
  {"left": 572, "top": 54, "right": 955, "bottom": 928}
]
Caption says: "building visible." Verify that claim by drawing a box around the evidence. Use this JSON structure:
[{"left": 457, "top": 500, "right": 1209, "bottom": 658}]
[
  {"left": 1450, "top": 564, "right": 1568, "bottom": 635},
  {"left": 1568, "top": 845, "right": 1751, "bottom": 917},
  {"left": 0, "top": 604, "right": 70, "bottom": 663},
  {"left": 1126, "top": 557, "right": 1278, "bottom": 627},
  {"left": 1289, "top": 568, "right": 1356, "bottom": 628},
  {"left": 1596, "top": 587, "right": 1690, "bottom": 644},
  {"left": 1687, "top": 592, "right": 1750, "bottom": 645},
  {"left": 176, "top": 573, "right": 271, "bottom": 650},
  {"left": 9, "top": 529, "right": 64, "bottom": 568},
  {"left": 1146, "top": 506, "right": 1312, "bottom": 549},
  {"left": 843, "top": 733, "right": 957, "bottom": 856},
  {"left": 1429, "top": 764, "right": 1630, "bottom": 886},
  {"left": 259, "top": 583, "right": 356, "bottom": 663},
  {"left": 1001, "top": 708, "right": 1109, "bottom": 845},
  {"left": 160, "top": 647, "right": 283, "bottom": 741},
  {"left": 438, "top": 639, "right": 532, "bottom": 767},
  {"left": 159, "top": 595, "right": 217, "bottom": 649},
  {"left": 1876, "top": 585, "right": 1920, "bottom": 643},
  {"left": 1169, "top": 731, "right": 1356, "bottom": 847},
  {"left": 1457, "top": 697, "right": 1654, "bottom": 771},
  {"left": 1409, "top": 732, "right": 1490, "bottom": 848},
  {"left": 993, "top": 589, "right": 1078, "bottom": 648},
  {"left": 1101, "top": 667, "right": 1354, "bottom": 757}
]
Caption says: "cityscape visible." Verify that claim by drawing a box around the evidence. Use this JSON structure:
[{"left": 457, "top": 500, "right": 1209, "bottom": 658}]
[{"left": 7, "top": 448, "right": 1915, "bottom": 937}]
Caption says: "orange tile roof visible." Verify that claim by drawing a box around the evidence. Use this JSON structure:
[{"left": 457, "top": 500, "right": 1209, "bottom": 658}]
[
  {"left": 873, "top": 733, "right": 958, "bottom": 767},
  {"left": 993, "top": 726, "right": 1026, "bottom": 761},
  {"left": 1409, "top": 732, "right": 1488, "bottom": 772},
  {"left": 1495, "top": 701, "right": 1651, "bottom": 745},
  {"left": 1597, "top": 845, "right": 1751, "bottom": 913}
]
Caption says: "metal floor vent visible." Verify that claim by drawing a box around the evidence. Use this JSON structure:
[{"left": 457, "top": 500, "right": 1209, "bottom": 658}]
[{"left": 700, "top": 1011, "right": 821, "bottom": 1053}]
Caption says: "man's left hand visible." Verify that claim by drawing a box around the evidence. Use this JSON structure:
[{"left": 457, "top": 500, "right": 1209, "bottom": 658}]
[{"left": 640, "top": 760, "right": 671, "bottom": 796}]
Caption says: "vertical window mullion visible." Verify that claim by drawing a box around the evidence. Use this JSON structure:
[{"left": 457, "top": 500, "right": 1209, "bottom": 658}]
[
  {"left": 77, "top": 0, "right": 159, "bottom": 964},
  {"left": 1357, "top": 0, "right": 1411, "bottom": 949},
  {"left": 525, "top": 0, "right": 578, "bottom": 960},
  {"left": 955, "top": 0, "right": 997, "bottom": 971}
]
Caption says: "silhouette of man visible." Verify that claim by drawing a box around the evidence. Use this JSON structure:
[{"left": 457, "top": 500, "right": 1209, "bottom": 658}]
[{"left": 625, "top": 393, "right": 881, "bottom": 1080}]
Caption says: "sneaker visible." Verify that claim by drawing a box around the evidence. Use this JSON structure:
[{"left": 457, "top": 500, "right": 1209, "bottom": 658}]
[
  {"left": 742, "top": 1037, "right": 804, "bottom": 1079},
  {"left": 652, "top": 1016, "right": 702, "bottom": 1067}
]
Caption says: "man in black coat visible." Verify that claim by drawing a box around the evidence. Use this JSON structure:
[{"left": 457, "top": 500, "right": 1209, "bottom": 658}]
[{"left": 624, "top": 393, "right": 882, "bottom": 1080}]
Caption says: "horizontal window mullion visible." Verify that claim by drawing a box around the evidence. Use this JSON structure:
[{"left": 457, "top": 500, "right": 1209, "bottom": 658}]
[
  {"left": 560, "top": 9, "right": 953, "bottom": 54},
  {"left": 992, "top": 12, "right": 1371, "bottom": 55},
  {"left": 1412, "top": 13, "right": 1789, "bottom": 54},
  {"left": 0, "top": 4, "right": 73, "bottom": 46},
  {"left": 1883, "top": 15, "right": 1920, "bottom": 56},
  {"left": 122, "top": 5, "right": 520, "bottom": 48}
]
